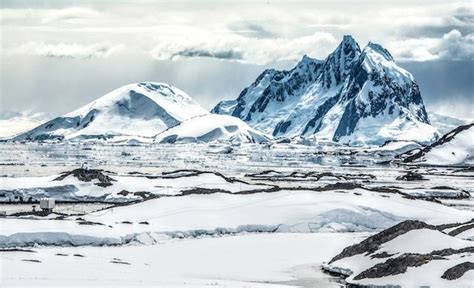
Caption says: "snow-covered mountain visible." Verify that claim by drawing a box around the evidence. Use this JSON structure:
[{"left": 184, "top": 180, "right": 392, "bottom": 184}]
[
  {"left": 155, "top": 114, "right": 268, "bottom": 144},
  {"left": 12, "top": 82, "right": 265, "bottom": 143},
  {"left": 212, "top": 35, "right": 439, "bottom": 145},
  {"left": 403, "top": 123, "right": 474, "bottom": 166}
]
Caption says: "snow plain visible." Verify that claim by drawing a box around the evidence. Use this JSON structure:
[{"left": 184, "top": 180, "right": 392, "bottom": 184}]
[{"left": 0, "top": 141, "right": 473, "bottom": 287}]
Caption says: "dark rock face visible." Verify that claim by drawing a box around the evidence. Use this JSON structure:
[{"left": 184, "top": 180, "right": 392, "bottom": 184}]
[
  {"left": 354, "top": 253, "right": 443, "bottom": 280},
  {"left": 441, "top": 262, "right": 474, "bottom": 280},
  {"left": 354, "top": 247, "right": 474, "bottom": 280},
  {"left": 54, "top": 168, "right": 116, "bottom": 187},
  {"left": 396, "top": 171, "right": 425, "bottom": 181}
]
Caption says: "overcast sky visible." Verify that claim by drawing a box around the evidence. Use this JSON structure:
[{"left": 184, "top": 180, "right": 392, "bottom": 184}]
[{"left": 1, "top": 0, "right": 473, "bottom": 118}]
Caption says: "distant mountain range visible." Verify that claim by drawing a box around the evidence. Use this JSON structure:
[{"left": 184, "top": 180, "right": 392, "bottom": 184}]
[
  {"left": 213, "top": 35, "right": 439, "bottom": 145},
  {"left": 5, "top": 35, "right": 472, "bottom": 146}
]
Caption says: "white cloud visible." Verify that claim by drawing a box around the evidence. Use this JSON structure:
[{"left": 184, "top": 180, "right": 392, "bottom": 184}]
[
  {"left": 150, "top": 32, "right": 337, "bottom": 64},
  {"left": 40, "top": 7, "right": 103, "bottom": 24},
  {"left": 1, "top": 2, "right": 473, "bottom": 64},
  {"left": 389, "top": 29, "right": 474, "bottom": 61},
  {"left": 12, "top": 42, "right": 123, "bottom": 59}
]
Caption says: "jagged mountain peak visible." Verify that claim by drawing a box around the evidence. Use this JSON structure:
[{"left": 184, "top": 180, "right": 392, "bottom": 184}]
[
  {"left": 321, "top": 35, "right": 362, "bottom": 88},
  {"left": 213, "top": 36, "right": 439, "bottom": 145},
  {"left": 365, "top": 42, "right": 394, "bottom": 61}
]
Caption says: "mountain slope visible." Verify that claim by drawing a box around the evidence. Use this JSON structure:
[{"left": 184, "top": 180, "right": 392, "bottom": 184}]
[
  {"left": 403, "top": 123, "right": 474, "bottom": 165},
  {"left": 13, "top": 82, "right": 208, "bottom": 141},
  {"left": 155, "top": 114, "right": 268, "bottom": 144},
  {"left": 213, "top": 36, "right": 439, "bottom": 145}
]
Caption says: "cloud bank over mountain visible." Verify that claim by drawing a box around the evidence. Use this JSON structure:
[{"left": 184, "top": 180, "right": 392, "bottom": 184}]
[{"left": 1, "top": 0, "right": 473, "bottom": 118}]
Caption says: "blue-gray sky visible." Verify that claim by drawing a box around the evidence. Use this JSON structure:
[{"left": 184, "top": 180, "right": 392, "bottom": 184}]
[{"left": 1, "top": 0, "right": 473, "bottom": 118}]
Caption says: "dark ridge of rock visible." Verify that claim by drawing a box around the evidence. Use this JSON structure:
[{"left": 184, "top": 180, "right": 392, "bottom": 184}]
[
  {"left": 0, "top": 248, "right": 36, "bottom": 253},
  {"left": 354, "top": 254, "right": 443, "bottom": 280},
  {"left": 54, "top": 168, "right": 116, "bottom": 187},
  {"left": 370, "top": 251, "right": 394, "bottom": 259},
  {"left": 110, "top": 260, "right": 131, "bottom": 265},
  {"left": 441, "top": 262, "right": 474, "bottom": 280},
  {"left": 396, "top": 171, "right": 425, "bottom": 181},
  {"left": 437, "top": 219, "right": 474, "bottom": 231},
  {"left": 329, "top": 220, "right": 435, "bottom": 264},
  {"left": 448, "top": 223, "right": 474, "bottom": 236},
  {"left": 73, "top": 254, "right": 85, "bottom": 257},
  {"left": 21, "top": 259, "right": 41, "bottom": 263},
  {"left": 180, "top": 188, "right": 233, "bottom": 196},
  {"left": 133, "top": 191, "right": 154, "bottom": 199},
  {"left": 354, "top": 247, "right": 474, "bottom": 280},
  {"left": 454, "top": 167, "right": 474, "bottom": 173},
  {"left": 160, "top": 169, "right": 250, "bottom": 185},
  {"left": 117, "top": 190, "right": 130, "bottom": 196},
  {"left": 245, "top": 170, "right": 376, "bottom": 182},
  {"left": 77, "top": 220, "right": 105, "bottom": 226},
  {"left": 403, "top": 123, "right": 474, "bottom": 163}
]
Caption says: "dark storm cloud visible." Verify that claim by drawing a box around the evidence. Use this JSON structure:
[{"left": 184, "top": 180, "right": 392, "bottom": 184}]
[
  {"left": 396, "top": 5, "right": 473, "bottom": 38},
  {"left": 401, "top": 60, "right": 474, "bottom": 117},
  {"left": 171, "top": 49, "right": 243, "bottom": 61}
]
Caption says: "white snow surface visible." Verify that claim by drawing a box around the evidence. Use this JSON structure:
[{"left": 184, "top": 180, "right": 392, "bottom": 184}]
[
  {"left": 155, "top": 114, "right": 269, "bottom": 143},
  {"left": 0, "top": 170, "right": 269, "bottom": 202},
  {"left": 422, "top": 125, "right": 474, "bottom": 165},
  {"left": 1, "top": 233, "right": 364, "bottom": 287},
  {"left": 1, "top": 188, "right": 471, "bottom": 246}
]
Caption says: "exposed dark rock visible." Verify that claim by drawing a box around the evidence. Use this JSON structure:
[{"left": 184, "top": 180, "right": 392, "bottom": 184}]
[
  {"left": 354, "top": 247, "right": 474, "bottom": 280},
  {"left": 54, "top": 168, "right": 116, "bottom": 187},
  {"left": 117, "top": 190, "right": 130, "bottom": 196},
  {"left": 370, "top": 251, "right": 394, "bottom": 259},
  {"left": 22, "top": 259, "right": 41, "bottom": 263},
  {"left": 441, "top": 262, "right": 474, "bottom": 280},
  {"left": 110, "top": 260, "right": 131, "bottom": 265},
  {"left": 354, "top": 253, "right": 443, "bottom": 280},
  {"left": 329, "top": 220, "right": 434, "bottom": 264},
  {"left": 73, "top": 254, "right": 85, "bottom": 257},
  {"left": 133, "top": 191, "right": 154, "bottom": 199},
  {"left": 0, "top": 248, "right": 36, "bottom": 253},
  {"left": 403, "top": 123, "right": 474, "bottom": 163},
  {"left": 448, "top": 223, "right": 474, "bottom": 236},
  {"left": 245, "top": 170, "right": 375, "bottom": 182},
  {"left": 180, "top": 188, "right": 230, "bottom": 196},
  {"left": 396, "top": 171, "right": 425, "bottom": 181},
  {"left": 77, "top": 220, "right": 105, "bottom": 226}
]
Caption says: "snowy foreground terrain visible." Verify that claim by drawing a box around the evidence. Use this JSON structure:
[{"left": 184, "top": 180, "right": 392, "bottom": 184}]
[{"left": 0, "top": 141, "right": 473, "bottom": 287}]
